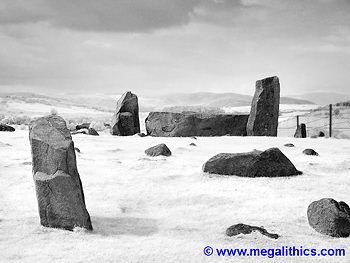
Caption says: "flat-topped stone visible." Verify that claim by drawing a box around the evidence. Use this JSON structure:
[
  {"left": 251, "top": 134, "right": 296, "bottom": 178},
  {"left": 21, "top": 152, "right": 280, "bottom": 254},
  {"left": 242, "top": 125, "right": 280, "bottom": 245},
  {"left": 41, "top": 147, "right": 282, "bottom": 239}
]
[
  {"left": 29, "top": 115, "right": 92, "bottom": 231},
  {"left": 145, "top": 112, "right": 248, "bottom": 137}
]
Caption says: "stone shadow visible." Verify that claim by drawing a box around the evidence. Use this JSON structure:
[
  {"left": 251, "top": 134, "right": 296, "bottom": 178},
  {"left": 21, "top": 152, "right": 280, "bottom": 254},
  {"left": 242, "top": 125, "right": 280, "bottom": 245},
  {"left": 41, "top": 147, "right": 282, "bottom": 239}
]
[{"left": 92, "top": 216, "right": 158, "bottom": 236}]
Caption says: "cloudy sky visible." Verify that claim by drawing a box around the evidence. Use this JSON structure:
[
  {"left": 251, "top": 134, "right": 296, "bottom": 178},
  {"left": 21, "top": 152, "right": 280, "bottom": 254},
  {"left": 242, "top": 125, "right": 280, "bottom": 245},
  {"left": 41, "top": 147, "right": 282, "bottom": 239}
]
[{"left": 0, "top": 0, "right": 349, "bottom": 96}]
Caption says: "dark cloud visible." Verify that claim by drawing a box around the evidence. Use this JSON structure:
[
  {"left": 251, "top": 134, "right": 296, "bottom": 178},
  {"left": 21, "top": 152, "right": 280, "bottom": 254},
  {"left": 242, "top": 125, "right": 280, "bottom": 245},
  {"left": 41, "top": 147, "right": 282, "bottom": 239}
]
[
  {"left": 1, "top": 0, "right": 349, "bottom": 34},
  {"left": 0, "top": 0, "right": 203, "bottom": 32},
  {"left": 48, "top": 0, "right": 205, "bottom": 32},
  {"left": 0, "top": 0, "right": 259, "bottom": 32}
]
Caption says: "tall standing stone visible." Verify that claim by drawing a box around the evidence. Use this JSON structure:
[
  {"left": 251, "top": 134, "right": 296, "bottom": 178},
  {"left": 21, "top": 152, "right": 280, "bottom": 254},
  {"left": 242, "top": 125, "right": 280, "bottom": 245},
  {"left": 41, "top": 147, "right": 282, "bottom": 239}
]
[
  {"left": 29, "top": 115, "right": 92, "bottom": 231},
  {"left": 247, "top": 76, "right": 280, "bottom": 136},
  {"left": 294, "top": 123, "right": 307, "bottom": 138},
  {"left": 111, "top": 91, "right": 140, "bottom": 136}
]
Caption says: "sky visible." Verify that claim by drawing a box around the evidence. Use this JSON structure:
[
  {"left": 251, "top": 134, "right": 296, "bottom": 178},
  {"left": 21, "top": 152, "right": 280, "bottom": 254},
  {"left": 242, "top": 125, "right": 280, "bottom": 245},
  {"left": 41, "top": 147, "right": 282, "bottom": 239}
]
[{"left": 0, "top": 0, "right": 350, "bottom": 96}]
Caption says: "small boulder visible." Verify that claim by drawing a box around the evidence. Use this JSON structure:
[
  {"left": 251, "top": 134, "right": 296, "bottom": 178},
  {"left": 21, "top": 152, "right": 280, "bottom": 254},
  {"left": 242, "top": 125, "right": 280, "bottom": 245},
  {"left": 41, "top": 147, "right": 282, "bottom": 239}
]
[
  {"left": 226, "top": 223, "right": 279, "bottom": 239},
  {"left": 88, "top": 128, "right": 99, "bottom": 136},
  {"left": 203, "top": 147, "right": 301, "bottom": 177},
  {"left": 303, "top": 149, "right": 319, "bottom": 156},
  {"left": 189, "top": 143, "right": 197, "bottom": 146},
  {"left": 137, "top": 132, "right": 147, "bottom": 137},
  {"left": 0, "top": 124, "right": 15, "bottom": 132},
  {"left": 307, "top": 198, "right": 350, "bottom": 237},
  {"left": 145, "top": 143, "right": 171, "bottom": 157},
  {"left": 76, "top": 123, "right": 90, "bottom": 130},
  {"left": 284, "top": 143, "right": 295, "bottom": 147},
  {"left": 319, "top": 131, "right": 325, "bottom": 137}
]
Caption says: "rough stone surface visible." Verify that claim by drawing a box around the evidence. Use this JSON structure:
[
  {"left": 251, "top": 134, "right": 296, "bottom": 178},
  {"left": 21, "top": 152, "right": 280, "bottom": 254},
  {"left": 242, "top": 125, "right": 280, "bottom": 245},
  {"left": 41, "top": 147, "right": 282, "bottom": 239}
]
[
  {"left": 226, "top": 223, "right": 279, "bottom": 239},
  {"left": 247, "top": 76, "right": 280, "bottom": 136},
  {"left": 88, "top": 128, "right": 99, "bottom": 136},
  {"left": 0, "top": 124, "right": 15, "bottom": 132},
  {"left": 203, "top": 147, "right": 301, "bottom": 177},
  {"left": 294, "top": 124, "right": 307, "bottom": 138},
  {"left": 303, "top": 148, "right": 319, "bottom": 156},
  {"left": 111, "top": 91, "right": 140, "bottom": 136},
  {"left": 145, "top": 112, "right": 249, "bottom": 137},
  {"left": 29, "top": 115, "right": 92, "bottom": 231},
  {"left": 145, "top": 143, "right": 172, "bottom": 157},
  {"left": 307, "top": 198, "right": 350, "bottom": 237}
]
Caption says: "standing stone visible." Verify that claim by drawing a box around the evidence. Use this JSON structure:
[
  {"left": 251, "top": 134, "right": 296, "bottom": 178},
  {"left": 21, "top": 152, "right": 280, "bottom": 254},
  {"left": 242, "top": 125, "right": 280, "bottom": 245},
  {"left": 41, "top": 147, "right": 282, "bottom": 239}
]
[
  {"left": 29, "top": 115, "right": 92, "bottom": 231},
  {"left": 294, "top": 123, "right": 307, "bottom": 138},
  {"left": 247, "top": 76, "right": 280, "bottom": 136},
  {"left": 111, "top": 91, "right": 140, "bottom": 136}
]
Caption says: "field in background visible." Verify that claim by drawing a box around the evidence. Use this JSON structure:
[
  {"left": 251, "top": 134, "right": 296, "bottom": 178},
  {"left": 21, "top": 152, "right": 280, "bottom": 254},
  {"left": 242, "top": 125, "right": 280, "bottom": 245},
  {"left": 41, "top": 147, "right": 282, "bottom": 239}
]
[
  {"left": 279, "top": 104, "right": 350, "bottom": 139},
  {"left": 0, "top": 92, "right": 319, "bottom": 135}
]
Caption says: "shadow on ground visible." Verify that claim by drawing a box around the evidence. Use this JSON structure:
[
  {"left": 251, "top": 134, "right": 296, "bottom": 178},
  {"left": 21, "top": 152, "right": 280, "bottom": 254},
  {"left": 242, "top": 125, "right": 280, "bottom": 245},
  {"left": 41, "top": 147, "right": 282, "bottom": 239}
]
[{"left": 91, "top": 216, "right": 158, "bottom": 236}]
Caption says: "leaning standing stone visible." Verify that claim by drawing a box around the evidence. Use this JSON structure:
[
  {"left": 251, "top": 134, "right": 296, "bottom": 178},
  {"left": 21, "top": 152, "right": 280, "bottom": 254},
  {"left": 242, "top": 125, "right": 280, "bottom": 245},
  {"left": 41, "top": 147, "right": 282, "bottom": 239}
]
[
  {"left": 247, "top": 76, "right": 280, "bottom": 136},
  {"left": 29, "top": 115, "right": 92, "bottom": 231}
]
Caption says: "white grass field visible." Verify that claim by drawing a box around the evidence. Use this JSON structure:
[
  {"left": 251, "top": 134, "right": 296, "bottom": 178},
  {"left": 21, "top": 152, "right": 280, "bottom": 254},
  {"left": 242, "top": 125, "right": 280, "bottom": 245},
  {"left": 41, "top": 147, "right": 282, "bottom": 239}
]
[{"left": 0, "top": 129, "right": 349, "bottom": 262}]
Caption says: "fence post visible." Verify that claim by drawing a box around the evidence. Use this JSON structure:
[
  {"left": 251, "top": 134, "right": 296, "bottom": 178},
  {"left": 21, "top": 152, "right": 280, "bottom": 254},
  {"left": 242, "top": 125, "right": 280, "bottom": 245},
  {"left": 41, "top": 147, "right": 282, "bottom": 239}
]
[
  {"left": 296, "top": 115, "right": 299, "bottom": 128},
  {"left": 329, "top": 104, "right": 332, "bottom": 138}
]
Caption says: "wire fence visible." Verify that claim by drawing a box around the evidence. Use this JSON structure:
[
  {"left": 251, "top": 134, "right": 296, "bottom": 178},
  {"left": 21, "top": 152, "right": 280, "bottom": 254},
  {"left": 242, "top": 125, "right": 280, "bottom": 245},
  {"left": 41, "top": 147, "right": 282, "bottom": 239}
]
[{"left": 278, "top": 104, "right": 350, "bottom": 139}]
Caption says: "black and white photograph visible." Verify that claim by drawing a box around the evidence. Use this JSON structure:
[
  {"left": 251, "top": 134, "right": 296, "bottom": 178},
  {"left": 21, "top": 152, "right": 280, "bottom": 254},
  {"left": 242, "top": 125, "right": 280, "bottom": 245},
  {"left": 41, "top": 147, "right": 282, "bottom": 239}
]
[{"left": 0, "top": 0, "right": 350, "bottom": 262}]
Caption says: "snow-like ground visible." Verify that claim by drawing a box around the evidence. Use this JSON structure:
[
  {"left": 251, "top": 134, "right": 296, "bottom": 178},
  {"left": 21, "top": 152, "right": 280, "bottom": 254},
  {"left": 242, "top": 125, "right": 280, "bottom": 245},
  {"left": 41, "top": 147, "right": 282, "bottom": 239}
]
[
  {"left": 5, "top": 101, "right": 110, "bottom": 117},
  {"left": 1, "top": 130, "right": 350, "bottom": 262}
]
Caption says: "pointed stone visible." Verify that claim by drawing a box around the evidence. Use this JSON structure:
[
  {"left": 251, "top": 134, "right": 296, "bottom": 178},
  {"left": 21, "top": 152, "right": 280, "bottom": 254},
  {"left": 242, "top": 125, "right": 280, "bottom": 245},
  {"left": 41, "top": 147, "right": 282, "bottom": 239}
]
[
  {"left": 111, "top": 91, "right": 140, "bottom": 136},
  {"left": 145, "top": 143, "right": 172, "bottom": 157}
]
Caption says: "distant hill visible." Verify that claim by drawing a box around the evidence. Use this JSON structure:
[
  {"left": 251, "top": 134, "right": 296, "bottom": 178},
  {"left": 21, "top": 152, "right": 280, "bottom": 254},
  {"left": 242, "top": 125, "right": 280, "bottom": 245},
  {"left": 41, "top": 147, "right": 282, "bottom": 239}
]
[
  {"left": 156, "top": 92, "right": 315, "bottom": 109},
  {"left": 291, "top": 92, "right": 350, "bottom": 105},
  {"left": 0, "top": 91, "right": 315, "bottom": 116}
]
